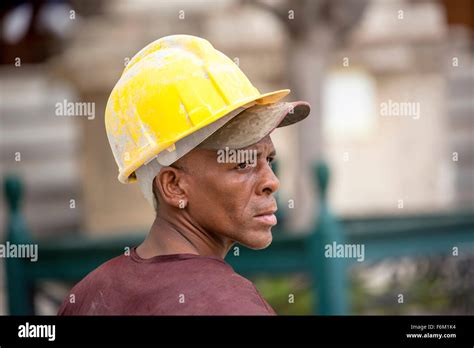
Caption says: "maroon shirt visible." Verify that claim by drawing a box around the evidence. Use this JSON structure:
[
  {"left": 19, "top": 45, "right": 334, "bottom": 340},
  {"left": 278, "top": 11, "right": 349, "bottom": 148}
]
[{"left": 58, "top": 247, "right": 276, "bottom": 315}]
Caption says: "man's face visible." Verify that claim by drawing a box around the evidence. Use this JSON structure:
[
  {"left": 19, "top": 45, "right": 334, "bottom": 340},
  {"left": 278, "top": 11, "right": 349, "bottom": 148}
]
[{"left": 178, "top": 135, "right": 280, "bottom": 250}]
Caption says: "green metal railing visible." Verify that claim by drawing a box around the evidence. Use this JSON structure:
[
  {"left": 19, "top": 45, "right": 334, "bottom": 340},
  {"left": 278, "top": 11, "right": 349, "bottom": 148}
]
[{"left": 3, "top": 162, "right": 474, "bottom": 315}]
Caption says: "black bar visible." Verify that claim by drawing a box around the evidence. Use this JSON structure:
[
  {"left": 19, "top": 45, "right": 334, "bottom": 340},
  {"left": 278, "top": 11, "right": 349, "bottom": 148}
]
[{"left": 0, "top": 315, "right": 472, "bottom": 346}]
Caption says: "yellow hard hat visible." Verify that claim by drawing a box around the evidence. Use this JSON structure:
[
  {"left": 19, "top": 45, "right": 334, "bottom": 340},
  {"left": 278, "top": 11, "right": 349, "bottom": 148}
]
[{"left": 105, "top": 34, "right": 290, "bottom": 184}]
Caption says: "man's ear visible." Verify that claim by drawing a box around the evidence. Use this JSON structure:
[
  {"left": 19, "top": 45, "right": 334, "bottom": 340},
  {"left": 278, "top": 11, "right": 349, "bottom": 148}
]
[{"left": 154, "top": 167, "right": 188, "bottom": 208}]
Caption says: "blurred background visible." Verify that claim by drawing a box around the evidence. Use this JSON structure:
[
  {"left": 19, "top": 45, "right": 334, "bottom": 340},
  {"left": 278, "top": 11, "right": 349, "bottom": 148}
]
[{"left": 0, "top": 0, "right": 473, "bottom": 315}]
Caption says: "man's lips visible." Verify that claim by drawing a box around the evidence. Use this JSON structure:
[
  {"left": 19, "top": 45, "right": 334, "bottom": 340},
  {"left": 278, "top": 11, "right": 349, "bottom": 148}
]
[{"left": 254, "top": 209, "right": 278, "bottom": 226}]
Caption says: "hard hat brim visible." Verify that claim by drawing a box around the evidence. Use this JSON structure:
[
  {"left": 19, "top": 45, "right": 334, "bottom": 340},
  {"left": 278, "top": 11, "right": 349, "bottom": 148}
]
[{"left": 197, "top": 100, "right": 311, "bottom": 150}]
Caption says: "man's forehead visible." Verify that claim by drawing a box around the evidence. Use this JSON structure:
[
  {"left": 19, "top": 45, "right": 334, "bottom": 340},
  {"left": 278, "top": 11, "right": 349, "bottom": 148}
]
[
  {"left": 181, "top": 135, "right": 275, "bottom": 163},
  {"left": 176, "top": 135, "right": 275, "bottom": 163}
]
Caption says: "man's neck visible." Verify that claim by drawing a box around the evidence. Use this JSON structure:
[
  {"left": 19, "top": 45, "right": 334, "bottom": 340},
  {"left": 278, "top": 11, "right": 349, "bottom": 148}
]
[{"left": 136, "top": 213, "right": 232, "bottom": 260}]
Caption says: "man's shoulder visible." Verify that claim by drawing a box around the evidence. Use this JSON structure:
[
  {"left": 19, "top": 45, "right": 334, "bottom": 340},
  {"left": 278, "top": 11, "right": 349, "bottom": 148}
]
[
  {"left": 57, "top": 254, "right": 128, "bottom": 314},
  {"left": 181, "top": 259, "right": 275, "bottom": 315},
  {"left": 75, "top": 253, "right": 128, "bottom": 288}
]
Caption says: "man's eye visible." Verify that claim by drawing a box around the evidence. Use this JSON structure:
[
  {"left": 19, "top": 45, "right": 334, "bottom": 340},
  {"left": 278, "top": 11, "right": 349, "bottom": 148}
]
[
  {"left": 236, "top": 162, "right": 250, "bottom": 170},
  {"left": 267, "top": 157, "right": 275, "bottom": 166}
]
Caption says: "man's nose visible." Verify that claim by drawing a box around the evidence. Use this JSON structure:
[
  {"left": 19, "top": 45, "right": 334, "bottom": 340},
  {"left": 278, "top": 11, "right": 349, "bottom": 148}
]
[{"left": 257, "top": 162, "right": 280, "bottom": 195}]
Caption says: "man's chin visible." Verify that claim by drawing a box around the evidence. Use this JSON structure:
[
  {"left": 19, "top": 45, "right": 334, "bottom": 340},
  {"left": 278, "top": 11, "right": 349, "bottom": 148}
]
[{"left": 241, "top": 229, "right": 273, "bottom": 250}]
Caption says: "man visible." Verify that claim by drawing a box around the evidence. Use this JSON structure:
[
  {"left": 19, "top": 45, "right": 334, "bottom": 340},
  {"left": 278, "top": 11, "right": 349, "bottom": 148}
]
[{"left": 58, "top": 35, "right": 310, "bottom": 315}]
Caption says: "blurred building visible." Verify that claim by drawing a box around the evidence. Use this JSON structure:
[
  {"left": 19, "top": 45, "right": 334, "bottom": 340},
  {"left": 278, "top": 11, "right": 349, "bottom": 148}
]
[{"left": 323, "top": 0, "right": 473, "bottom": 215}]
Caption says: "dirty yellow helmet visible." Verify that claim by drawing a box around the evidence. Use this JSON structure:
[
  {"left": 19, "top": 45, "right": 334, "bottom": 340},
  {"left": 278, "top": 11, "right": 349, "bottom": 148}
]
[{"left": 105, "top": 34, "right": 290, "bottom": 184}]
